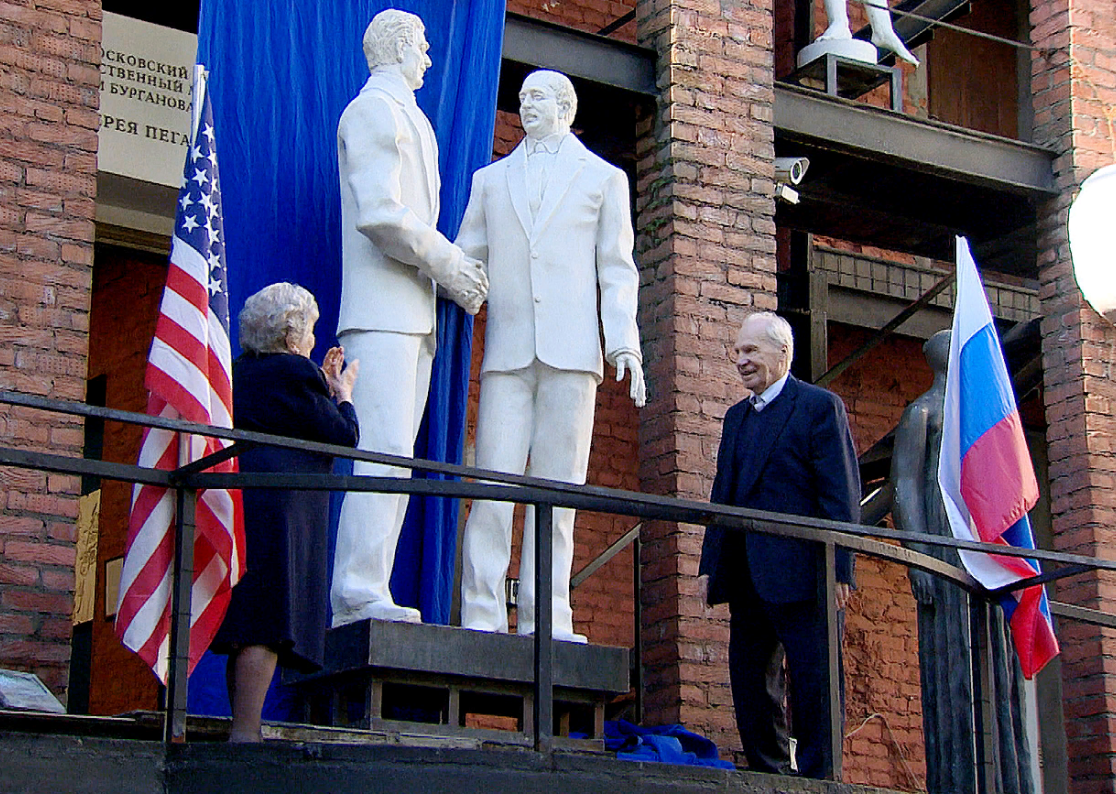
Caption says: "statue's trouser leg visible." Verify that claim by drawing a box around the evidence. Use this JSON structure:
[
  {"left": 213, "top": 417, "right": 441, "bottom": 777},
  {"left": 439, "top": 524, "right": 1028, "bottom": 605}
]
[
  {"left": 460, "top": 362, "right": 596, "bottom": 637},
  {"left": 516, "top": 364, "right": 597, "bottom": 637},
  {"left": 330, "top": 329, "right": 435, "bottom": 623},
  {"left": 819, "top": 0, "right": 852, "bottom": 39},
  {"left": 460, "top": 368, "right": 536, "bottom": 633}
]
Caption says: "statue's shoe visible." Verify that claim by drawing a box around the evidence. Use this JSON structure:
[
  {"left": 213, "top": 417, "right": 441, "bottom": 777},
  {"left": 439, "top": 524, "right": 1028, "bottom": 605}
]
[
  {"left": 817, "top": 21, "right": 854, "bottom": 42},
  {"left": 865, "top": 2, "right": 920, "bottom": 66},
  {"left": 518, "top": 628, "right": 589, "bottom": 644},
  {"left": 871, "top": 27, "right": 920, "bottom": 65},
  {"left": 332, "top": 600, "right": 422, "bottom": 627}
]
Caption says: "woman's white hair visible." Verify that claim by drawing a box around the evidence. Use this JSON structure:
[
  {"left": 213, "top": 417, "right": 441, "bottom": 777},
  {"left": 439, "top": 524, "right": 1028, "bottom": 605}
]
[
  {"left": 238, "top": 282, "right": 319, "bottom": 355},
  {"left": 363, "top": 9, "right": 424, "bottom": 72}
]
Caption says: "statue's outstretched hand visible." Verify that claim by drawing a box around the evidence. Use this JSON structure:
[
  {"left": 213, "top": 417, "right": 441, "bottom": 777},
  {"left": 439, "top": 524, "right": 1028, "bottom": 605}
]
[
  {"left": 444, "top": 255, "right": 488, "bottom": 315},
  {"left": 615, "top": 352, "right": 646, "bottom": 408},
  {"left": 910, "top": 569, "right": 935, "bottom": 605}
]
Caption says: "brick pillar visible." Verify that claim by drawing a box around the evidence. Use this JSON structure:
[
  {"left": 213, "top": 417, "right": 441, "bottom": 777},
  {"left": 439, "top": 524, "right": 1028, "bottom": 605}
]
[
  {"left": 1031, "top": 0, "right": 1116, "bottom": 788},
  {"left": 0, "top": 2, "right": 101, "bottom": 697},
  {"left": 635, "top": 0, "right": 777, "bottom": 755}
]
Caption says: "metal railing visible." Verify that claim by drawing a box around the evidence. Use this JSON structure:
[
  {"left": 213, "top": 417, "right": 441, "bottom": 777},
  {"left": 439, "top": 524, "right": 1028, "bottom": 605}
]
[{"left": 2, "top": 389, "right": 1114, "bottom": 786}]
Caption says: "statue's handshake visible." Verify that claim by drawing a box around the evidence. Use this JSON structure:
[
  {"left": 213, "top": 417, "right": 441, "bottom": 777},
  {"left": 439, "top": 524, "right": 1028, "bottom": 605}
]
[{"left": 441, "top": 253, "right": 488, "bottom": 316}]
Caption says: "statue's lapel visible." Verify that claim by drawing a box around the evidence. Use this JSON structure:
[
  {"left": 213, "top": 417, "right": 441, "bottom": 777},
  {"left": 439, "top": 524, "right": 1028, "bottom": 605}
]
[
  {"left": 532, "top": 136, "right": 585, "bottom": 240},
  {"left": 504, "top": 142, "right": 532, "bottom": 239}
]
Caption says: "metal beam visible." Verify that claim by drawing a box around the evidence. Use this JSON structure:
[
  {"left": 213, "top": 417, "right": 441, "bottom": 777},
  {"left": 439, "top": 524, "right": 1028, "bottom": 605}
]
[
  {"left": 774, "top": 84, "right": 1055, "bottom": 195},
  {"left": 817, "top": 271, "right": 955, "bottom": 386},
  {"left": 502, "top": 12, "right": 657, "bottom": 95}
]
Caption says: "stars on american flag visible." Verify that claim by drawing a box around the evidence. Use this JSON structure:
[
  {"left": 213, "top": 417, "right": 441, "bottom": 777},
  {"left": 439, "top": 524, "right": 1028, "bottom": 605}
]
[
  {"left": 174, "top": 100, "right": 229, "bottom": 311},
  {"left": 118, "top": 68, "right": 244, "bottom": 684}
]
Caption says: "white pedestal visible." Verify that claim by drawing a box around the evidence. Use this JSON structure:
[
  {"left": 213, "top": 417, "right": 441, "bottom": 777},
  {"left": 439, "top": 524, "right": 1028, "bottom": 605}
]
[{"left": 797, "top": 38, "right": 878, "bottom": 69}]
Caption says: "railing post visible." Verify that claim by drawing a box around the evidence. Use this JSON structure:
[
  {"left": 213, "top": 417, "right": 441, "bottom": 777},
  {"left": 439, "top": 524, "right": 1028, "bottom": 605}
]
[
  {"left": 821, "top": 540, "right": 842, "bottom": 781},
  {"left": 633, "top": 532, "right": 643, "bottom": 725},
  {"left": 165, "top": 484, "right": 196, "bottom": 743},
  {"left": 971, "top": 595, "right": 1001, "bottom": 793},
  {"left": 533, "top": 502, "right": 554, "bottom": 752}
]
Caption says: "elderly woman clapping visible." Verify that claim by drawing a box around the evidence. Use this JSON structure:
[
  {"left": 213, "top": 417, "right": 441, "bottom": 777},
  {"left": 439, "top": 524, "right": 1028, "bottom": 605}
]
[{"left": 212, "top": 282, "right": 359, "bottom": 742}]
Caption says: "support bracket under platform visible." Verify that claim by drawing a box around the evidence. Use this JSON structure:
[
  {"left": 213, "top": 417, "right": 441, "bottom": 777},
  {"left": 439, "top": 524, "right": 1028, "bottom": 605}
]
[{"left": 788, "top": 52, "right": 904, "bottom": 112}]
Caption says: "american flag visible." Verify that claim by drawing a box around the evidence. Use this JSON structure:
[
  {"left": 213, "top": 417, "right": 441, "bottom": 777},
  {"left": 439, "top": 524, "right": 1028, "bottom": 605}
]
[{"left": 115, "top": 68, "right": 245, "bottom": 683}]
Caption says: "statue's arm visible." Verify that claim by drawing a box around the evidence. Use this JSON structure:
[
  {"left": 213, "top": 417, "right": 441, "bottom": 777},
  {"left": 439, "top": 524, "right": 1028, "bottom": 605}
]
[
  {"left": 891, "top": 401, "right": 935, "bottom": 602},
  {"left": 454, "top": 170, "right": 490, "bottom": 266},
  {"left": 594, "top": 167, "right": 641, "bottom": 364},
  {"left": 339, "top": 97, "right": 465, "bottom": 285}
]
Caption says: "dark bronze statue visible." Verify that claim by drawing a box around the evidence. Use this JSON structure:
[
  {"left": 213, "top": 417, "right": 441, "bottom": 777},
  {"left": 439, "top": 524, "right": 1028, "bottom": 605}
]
[{"left": 891, "top": 330, "right": 1035, "bottom": 794}]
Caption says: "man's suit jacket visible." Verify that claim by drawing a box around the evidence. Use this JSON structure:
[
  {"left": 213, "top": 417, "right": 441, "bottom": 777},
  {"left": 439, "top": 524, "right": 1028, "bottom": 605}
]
[
  {"left": 455, "top": 133, "right": 641, "bottom": 379},
  {"left": 700, "top": 375, "right": 861, "bottom": 605},
  {"left": 336, "top": 71, "right": 464, "bottom": 336}
]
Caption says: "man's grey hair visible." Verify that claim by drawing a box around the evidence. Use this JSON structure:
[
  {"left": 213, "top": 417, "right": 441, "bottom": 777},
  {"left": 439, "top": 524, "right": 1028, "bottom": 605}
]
[
  {"left": 523, "top": 70, "right": 578, "bottom": 128},
  {"left": 747, "top": 311, "right": 795, "bottom": 366},
  {"left": 239, "top": 282, "right": 319, "bottom": 355},
  {"left": 363, "top": 9, "right": 424, "bottom": 72}
]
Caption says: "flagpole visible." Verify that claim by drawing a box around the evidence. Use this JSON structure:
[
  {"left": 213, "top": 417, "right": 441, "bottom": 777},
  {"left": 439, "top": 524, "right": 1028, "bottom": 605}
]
[
  {"left": 165, "top": 476, "right": 197, "bottom": 743},
  {"left": 163, "top": 66, "right": 208, "bottom": 745}
]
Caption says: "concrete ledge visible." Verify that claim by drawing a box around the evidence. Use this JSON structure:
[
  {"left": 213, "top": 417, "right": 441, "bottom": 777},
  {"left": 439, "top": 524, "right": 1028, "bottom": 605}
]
[{"left": 0, "top": 725, "right": 902, "bottom": 794}]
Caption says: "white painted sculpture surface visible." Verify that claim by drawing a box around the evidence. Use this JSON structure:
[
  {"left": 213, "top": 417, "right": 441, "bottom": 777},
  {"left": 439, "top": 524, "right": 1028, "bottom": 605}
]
[
  {"left": 798, "top": 0, "right": 920, "bottom": 67},
  {"left": 331, "top": 9, "right": 488, "bottom": 627},
  {"left": 456, "top": 70, "right": 645, "bottom": 643}
]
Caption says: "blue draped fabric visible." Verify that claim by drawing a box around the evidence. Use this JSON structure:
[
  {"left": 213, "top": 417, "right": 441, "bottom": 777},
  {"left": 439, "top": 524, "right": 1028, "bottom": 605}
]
[{"left": 187, "top": 0, "right": 505, "bottom": 717}]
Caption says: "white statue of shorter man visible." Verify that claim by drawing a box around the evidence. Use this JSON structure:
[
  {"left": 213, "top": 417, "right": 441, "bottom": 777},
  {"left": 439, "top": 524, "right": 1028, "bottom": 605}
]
[
  {"left": 800, "top": 0, "right": 919, "bottom": 67},
  {"left": 456, "top": 70, "right": 645, "bottom": 643},
  {"left": 331, "top": 9, "right": 487, "bottom": 627}
]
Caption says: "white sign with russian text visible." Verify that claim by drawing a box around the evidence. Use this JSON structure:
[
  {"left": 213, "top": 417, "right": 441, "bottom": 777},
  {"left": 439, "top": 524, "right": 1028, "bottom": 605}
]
[{"left": 98, "top": 12, "right": 197, "bottom": 188}]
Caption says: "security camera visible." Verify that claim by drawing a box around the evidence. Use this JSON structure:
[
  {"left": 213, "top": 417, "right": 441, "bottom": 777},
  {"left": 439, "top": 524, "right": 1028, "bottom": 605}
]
[
  {"left": 774, "top": 157, "right": 809, "bottom": 185},
  {"left": 774, "top": 183, "right": 800, "bottom": 204}
]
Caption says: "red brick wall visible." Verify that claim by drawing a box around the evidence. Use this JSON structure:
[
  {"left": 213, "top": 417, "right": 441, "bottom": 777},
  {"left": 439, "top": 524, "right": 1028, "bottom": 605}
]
[
  {"left": 0, "top": 0, "right": 101, "bottom": 698},
  {"left": 826, "top": 324, "right": 930, "bottom": 790},
  {"left": 85, "top": 244, "right": 165, "bottom": 715},
  {"left": 635, "top": 0, "right": 779, "bottom": 756},
  {"left": 507, "top": 0, "right": 637, "bottom": 41},
  {"left": 1031, "top": 0, "right": 1116, "bottom": 788}
]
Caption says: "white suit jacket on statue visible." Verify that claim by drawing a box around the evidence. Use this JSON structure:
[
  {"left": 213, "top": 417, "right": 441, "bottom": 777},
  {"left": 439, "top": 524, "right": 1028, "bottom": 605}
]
[
  {"left": 455, "top": 134, "right": 641, "bottom": 379},
  {"left": 337, "top": 71, "right": 463, "bottom": 336}
]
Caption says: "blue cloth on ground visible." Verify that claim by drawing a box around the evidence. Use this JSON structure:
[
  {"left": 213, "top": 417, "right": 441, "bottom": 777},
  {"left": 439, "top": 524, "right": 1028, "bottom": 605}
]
[{"left": 604, "top": 720, "right": 735, "bottom": 769}]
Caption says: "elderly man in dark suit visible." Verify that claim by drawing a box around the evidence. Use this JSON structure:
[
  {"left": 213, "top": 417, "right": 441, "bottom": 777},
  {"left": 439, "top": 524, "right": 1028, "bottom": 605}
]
[{"left": 698, "top": 311, "right": 860, "bottom": 779}]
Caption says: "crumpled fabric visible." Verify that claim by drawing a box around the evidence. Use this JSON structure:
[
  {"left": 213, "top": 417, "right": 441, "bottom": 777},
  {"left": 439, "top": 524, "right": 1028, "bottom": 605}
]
[{"left": 604, "top": 719, "right": 735, "bottom": 769}]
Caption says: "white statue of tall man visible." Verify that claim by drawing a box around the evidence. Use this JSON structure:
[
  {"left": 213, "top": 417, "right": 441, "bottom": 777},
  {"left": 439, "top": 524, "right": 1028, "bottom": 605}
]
[
  {"left": 331, "top": 9, "right": 487, "bottom": 627},
  {"left": 456, "top": 70, "right": 645, "bottom": 643},
  {"left": 801, "top": 0, "right": 919, "bottom": 66}
]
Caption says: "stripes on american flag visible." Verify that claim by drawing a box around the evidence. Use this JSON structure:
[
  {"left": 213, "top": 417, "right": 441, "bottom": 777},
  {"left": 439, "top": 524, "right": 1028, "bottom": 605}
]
[{"left": 114, "top": 68, "right": 245, "bottom": 683}]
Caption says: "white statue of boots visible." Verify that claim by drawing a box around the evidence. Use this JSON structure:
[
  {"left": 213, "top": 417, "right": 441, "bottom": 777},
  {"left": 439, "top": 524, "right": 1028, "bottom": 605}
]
[{"left": 815, "top": 0, "right": 919, "bottom": 66}]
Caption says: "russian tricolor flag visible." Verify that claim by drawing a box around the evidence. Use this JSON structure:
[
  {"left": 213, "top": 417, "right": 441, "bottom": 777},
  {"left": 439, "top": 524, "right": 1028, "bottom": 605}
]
[{"left": 939, "top": 237, "right": 1059, "bottom": 679}]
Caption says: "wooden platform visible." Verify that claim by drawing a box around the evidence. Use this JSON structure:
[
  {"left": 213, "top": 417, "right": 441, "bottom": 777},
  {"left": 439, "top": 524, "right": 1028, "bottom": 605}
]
[{"left": 284, "top": 621, "right": 630, "bottom": 748}]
